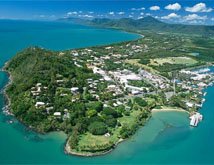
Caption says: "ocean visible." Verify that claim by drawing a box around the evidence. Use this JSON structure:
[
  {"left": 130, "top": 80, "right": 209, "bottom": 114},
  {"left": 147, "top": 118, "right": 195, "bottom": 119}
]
[{"left": 0, "top": 20, "right": 214, "bottom": 164}]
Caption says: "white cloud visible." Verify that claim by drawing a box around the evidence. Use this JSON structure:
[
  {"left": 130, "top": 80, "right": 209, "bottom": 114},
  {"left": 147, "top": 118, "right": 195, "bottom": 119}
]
[
  {"left": 67, "top": 11, "right": 78, "bottom": 15},
  {"left": 78, "top": 14, "right": 93, "bottom": 18},
  {"left": 161, "top": 13, "right": 181, "bottom": 20},
  {"left": 88, "top": 11, "right": 94, "bottom": 14},
  {"left": 109, "top": 12, "right": 115, "bottom": 15},
  {"left": 165, "top": 3, "right": 181, "bottom": 11},
  {"left": 150, "top": 6, "right": 160, "bottom": 11},
  {"left": 185, "top": 3, "right": 213, "bottom": 13},
  {"left": 140, "top": 12, "right": 144, "bottom": 16},
  {"left": 118, "top": 12, "right": 125, "bottom": 15},
  {"left": 131, "top": 7, "right": 145, "bottom": 11},
  {"left": 129, "top": 15, "right": 133, "bottom": 18},
  {"left": 183, "top": 14, "right": 207, "bottom": 21},
  {"left": 211, "top": 18, "right": 214, "bottom": 21},
  {"left": 137, "top": 16, "right": 144, "bottom": 19},
  {"left": 188, "top": 20, "right": 204, "bottom": 24}
]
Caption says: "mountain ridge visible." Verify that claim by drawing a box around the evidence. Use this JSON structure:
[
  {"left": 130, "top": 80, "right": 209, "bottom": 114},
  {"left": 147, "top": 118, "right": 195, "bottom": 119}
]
[{"left": 59, "top": 16, "right": 214, "bottom": 36}]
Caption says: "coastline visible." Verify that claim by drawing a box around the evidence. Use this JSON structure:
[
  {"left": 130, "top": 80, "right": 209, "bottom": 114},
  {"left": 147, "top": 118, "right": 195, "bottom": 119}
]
[
  {"left": 1, "top": 52, "right": 209, "bottom": 157},
  {"left": 0, "top": 30, "right": 212, "bottom": 157},
  {"left": 1, "top": 63, "right": 13, "bottom": 116},
  {"left": 64, "top": 137, "right": 124, "bottom": 157},
  {"left": 152, "top": 107, "right": 189, "bottom": 114}
]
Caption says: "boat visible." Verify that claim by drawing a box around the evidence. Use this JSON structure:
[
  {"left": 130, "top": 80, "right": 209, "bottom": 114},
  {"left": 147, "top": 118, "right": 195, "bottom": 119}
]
[
  {"left": 197, "top": 68, "right": 210, "bottom": 74},
  {"left": 202, "top": 98, "right": 206, "bottom": 103},
  {"left": 190, "top": 112, "right": 203, "bottom": 127}
]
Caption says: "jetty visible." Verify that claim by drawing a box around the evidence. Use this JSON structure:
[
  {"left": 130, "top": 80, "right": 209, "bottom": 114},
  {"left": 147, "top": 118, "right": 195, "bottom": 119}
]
[{"left": 190, "top": 112, "right": 203, "bottom": 127}]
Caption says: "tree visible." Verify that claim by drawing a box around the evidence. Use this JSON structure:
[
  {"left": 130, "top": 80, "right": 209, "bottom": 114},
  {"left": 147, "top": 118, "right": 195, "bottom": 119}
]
[
  {"left": 69, "top": 130, "right": 79, "bottom": 150},
  {"left": 105, "top": 115, "right": 117, "bottom": 127},
  {"left": 88, "top": 121, "right": 107, "bottom": 135},
  {"left": 102, "top": 108, "right": 118, "bottom": 118},
  {"left": 134, "top": 97, "right": 148, "bottom": 107},
  {"left": 86, "top": 101, "right": 103, "bottom": 112},
  {"left": 86, "top": 109, "right": 97, "bottom": 118}
]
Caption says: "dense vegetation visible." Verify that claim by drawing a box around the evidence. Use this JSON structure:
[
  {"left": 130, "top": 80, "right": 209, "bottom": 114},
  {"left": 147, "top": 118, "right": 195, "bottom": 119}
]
[
  {"left": 5, "top": 47, "right": 152, "bottom": 154},
  {"left": 61, "top": 16, "right": 214, "bottom": 37}
]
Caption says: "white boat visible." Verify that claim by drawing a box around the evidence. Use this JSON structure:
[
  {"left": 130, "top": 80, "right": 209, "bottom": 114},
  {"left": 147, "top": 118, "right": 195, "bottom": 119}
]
[
  {"left": 202, "top": 98, "right": 206, "bottom": 103},
  {"left": 190, "top": 112, "right": 203, "bottom": 127}
]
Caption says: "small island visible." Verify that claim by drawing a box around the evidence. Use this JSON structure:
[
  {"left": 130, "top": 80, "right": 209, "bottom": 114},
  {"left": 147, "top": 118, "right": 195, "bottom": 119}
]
[{"left": 3, "top": 29, "right": 214, "bottom": 156}]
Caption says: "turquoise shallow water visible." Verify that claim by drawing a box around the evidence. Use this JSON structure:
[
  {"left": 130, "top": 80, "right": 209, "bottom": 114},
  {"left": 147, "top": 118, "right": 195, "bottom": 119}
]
[{"left": 0, "top": 20, "right": 214, "bottom": 164}]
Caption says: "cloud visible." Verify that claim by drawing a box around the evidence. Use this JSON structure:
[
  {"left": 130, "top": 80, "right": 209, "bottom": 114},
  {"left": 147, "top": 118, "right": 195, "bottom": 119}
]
[
  {"left": 150, "top": 6, "right": 160, "bottom": 11},
  {"left": 165, "top": 3, "right": 181, "bottom": 11},
  {"left": 161, "top": 13, "right": 181, "bottom": 20},
  {"left": 185, "top": 3, "right": 213, "bottom": 12},
  {"left": 188, "top": 20, "right": 204, "bottom": 24},
  {"left": 129, "top": 15, "right": 133, "bottom": 18},
  {"left": 212, "top": 18, "right": 214, "bottom": 21},
  {"left": 140, "top": 12, "right": 144, "bottom": 16},
  {"left": 137, "top": 16, "right": 144, "bottom": 19},
  {"left": 183, "top": 14, "right": 207, "bottom": 21},
  {"left": 118, "top": 12, "right": 125, "bottom": 15},
  {"left": 67, "top": 11, "right": 78, "bottom": 15},
  {"left": 131, "top": 7, "right": 145, "bottom": 11},
  {"left": 108, "top": 12, "right": 115, "bottom": 15},
  {"left": 78, "top": 14, "right": 93, "bottom": 18}
]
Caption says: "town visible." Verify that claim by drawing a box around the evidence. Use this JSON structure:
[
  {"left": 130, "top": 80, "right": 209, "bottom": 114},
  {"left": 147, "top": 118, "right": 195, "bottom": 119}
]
[{"left": 4, "top": 32, "right": 214, "bottom": 156}]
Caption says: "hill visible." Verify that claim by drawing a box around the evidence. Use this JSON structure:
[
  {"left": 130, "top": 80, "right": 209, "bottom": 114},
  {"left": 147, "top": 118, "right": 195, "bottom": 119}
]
[{"left": 60, "top": 16, "right": 214, "bottom": 36}]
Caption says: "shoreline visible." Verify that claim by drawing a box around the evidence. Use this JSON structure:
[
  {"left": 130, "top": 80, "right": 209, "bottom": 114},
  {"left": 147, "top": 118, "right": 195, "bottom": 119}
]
[
  {"left": 1, "top": 53, "right": 210, "bottom": 157},
  {"left": 64, "top": 137, "right": 124, "bottom": 157},
  {"left": 152, "top": 107, "right": 189, "bottom": 114},
  {"left": 1, "top": 63, "right": 13, "bottom": 116},
  {"left": 0, "top": 31, "right": 212, "bottom": 157}
]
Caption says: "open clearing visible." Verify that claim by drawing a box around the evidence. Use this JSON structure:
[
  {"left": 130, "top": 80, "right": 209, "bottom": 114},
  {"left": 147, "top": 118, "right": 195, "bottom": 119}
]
[{"left": 150, "top": 57, "right": 198, "bottom": 66}]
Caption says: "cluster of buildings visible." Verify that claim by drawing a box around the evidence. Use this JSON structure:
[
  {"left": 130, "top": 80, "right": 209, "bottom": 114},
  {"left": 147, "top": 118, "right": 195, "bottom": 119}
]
[
  {"left": 179, "top": 68, "right": 213, "bottom": 90},
  {"left": 139, "top": 69, "right": 170, "bottom": 89}
]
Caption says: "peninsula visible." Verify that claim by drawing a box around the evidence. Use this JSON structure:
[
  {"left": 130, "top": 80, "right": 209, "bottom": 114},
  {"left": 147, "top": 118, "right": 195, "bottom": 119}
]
[{"left": 3, "top": 17, "right": 214, "bottom": 156}]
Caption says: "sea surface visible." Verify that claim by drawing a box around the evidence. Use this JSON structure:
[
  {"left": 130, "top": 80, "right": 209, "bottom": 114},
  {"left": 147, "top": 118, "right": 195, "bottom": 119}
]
[{"left": 0, "top": 20, "right": 214, "bottom": 164}]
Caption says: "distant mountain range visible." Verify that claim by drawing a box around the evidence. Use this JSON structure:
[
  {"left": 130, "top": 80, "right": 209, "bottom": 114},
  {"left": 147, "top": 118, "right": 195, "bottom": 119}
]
[{"left": 59, "top": 16, "right": 214, "bottom": 36}]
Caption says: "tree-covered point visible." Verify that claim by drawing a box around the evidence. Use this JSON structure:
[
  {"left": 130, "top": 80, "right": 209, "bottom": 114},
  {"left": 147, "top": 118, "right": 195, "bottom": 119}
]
[{"left": 5, "top": 46, "right": 153, "bottom": 154}]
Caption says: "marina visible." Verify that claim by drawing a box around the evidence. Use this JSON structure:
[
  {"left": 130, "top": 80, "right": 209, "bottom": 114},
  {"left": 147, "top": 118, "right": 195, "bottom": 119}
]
[{"left": 190, "top": 112, "right": 203, "bottom": 127}]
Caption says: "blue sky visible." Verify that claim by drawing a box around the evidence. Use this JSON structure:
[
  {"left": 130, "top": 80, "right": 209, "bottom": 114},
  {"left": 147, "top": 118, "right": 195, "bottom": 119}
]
[{"left": 0, "top": 1, "right": 213, "bottom": 25}]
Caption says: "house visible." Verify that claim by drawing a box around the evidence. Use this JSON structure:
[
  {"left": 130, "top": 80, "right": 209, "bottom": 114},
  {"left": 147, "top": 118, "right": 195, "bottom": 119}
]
[
  {"left": 186, "top": 102, "right": 194, "bottom": 108},
  {"left": 35, "top": 102, "right": 45, "bottom": 108},
  {"left": 71, "top": 87, "right": 79, "bottom": 93},
  {"left": 54, "top": 112, "right": 61, "bottom": 117}
]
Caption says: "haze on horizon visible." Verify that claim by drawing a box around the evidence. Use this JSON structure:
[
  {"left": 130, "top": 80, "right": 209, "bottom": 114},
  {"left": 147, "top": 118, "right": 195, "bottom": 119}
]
[{"left": 0, "top": 0, "right": 213, "bottom": 25}]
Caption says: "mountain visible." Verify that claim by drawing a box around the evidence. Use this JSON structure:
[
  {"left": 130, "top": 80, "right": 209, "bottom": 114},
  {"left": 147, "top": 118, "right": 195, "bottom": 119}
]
[{"left": 60, "top": 16, "right": 214, "bottom": 36}]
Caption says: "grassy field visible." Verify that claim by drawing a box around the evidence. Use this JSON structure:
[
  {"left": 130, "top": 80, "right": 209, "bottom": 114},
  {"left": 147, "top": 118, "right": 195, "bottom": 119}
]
[
  {"left": 78, "top": 133, "right": 113, "bottom": 147},
  {"left": 118, "top": 110, "right": 142, "bottom": 126},
  {"left": 124, "top": 59, "right": 158, "bottom": 73},
  {"left": 150, "top": 57, "right": 198, "bottom": 66},
  {"left": 77, "top": 109, "right": 142, "bottom": 151}
]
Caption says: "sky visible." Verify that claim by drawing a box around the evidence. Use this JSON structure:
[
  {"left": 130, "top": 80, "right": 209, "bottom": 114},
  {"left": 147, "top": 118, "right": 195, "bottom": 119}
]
[{"left": 0, "top": 0, "right": 213, "bottom": 25}]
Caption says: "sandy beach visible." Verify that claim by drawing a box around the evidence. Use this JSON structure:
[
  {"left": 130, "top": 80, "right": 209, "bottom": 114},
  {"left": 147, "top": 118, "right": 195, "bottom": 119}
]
[{"left": 152, "top": 107, "right": 189, "bottom": 114}]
